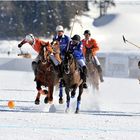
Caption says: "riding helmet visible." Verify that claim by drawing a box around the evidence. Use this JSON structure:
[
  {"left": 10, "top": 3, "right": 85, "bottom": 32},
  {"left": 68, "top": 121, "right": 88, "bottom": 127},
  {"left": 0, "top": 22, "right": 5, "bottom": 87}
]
[
  {"left": 84, "top": 30, "right": 91, "bottom": 35},
  {"left": 56, "top": 25, "right": 64, "bottom": 32},
  {"left": 25, "top": 34, "right": 35, "bottom": 45},
  {"left": 71, "top": 34, "right": 81, "bottom": 41}
]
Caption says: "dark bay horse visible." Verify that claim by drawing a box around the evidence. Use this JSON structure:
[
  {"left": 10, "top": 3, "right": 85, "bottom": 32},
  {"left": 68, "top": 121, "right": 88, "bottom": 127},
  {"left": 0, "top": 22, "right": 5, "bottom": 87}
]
[
  {"left": 34, "top": 42, "right": 62, "bottom": 104},
  {"left": 85, "top": 48, "right": 100, "bottom": 90},
  {"left": 62, "top": 53, "right": 83, "bottom": 113}
]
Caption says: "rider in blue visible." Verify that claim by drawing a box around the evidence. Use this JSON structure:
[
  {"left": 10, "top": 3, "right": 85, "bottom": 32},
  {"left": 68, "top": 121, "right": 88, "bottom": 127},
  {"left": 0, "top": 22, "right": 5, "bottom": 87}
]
[
  {"left": 52, "top": 25, "right": 70, "bottom": 89},
  {"left": 68, "top": 34, "right": 88, "bottom": 88}
]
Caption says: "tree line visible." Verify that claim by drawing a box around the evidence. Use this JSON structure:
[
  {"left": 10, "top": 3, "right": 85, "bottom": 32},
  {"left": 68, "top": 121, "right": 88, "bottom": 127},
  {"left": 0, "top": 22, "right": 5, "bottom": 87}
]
[{"left": 0, "top": 1, "right": 89, "bottom": 39}]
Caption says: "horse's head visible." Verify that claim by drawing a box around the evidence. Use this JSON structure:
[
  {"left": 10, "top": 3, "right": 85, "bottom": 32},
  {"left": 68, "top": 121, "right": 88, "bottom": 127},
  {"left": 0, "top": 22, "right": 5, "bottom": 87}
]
[
  {"left": 63, "top": 52, "right": 74, "bottom": 74},
  {"left": 51, "top": 40, "right": 60, "bottom": 54},
  {"left": 39, "top": 45, "right": 50, "bottom": 65},
  {"left": 85, "top": 48, "right": 93, "bottom": 63}
]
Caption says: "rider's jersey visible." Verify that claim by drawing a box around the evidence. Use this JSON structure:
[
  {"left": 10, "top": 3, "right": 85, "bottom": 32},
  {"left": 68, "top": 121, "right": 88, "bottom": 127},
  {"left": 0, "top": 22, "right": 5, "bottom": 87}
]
[
  {"left": 69, "top": 41, "right": 84, "bottom": 60},
  {"left": 19, "top": 38, "right": 53, "bottom": 54},
  {"left": 53, "top": 34, "right": 70, "bottom": 59},
  {"left": 81, "top": 38, "right": 99, "bottom": 56}
]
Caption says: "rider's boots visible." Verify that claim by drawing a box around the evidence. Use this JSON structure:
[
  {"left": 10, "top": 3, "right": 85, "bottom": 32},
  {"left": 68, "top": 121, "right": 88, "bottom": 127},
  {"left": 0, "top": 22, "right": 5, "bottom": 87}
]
[
  {"left": 82, "top": 66, "right": 88, "bottom": 89},
  {"left": 32, "top": 61, "right": 38, "bottom": 81},
  {"left": 96, "top": 65, "right": 104, "bottom": 82},
  {"left": 138, "top": 61, "right": 140, "bottom": 69},
  {"left": 55, "top": 64, "right": 65, "bottom": 87}
]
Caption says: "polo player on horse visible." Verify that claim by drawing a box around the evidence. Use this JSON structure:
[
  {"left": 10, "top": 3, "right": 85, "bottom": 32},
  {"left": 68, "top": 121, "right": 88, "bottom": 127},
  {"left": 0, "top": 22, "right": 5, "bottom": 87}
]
[
  {"left": 52, "top": 25, "right": 88, "bottom": 88},
  {"left": 68, "top": 34, "right": 88, "bottom": 88},
  {"left": 82, "top": 30, "right": 104, "bottom": 82},
  {"left": 52, "top": 25, "right": 70, "bottom": 84},
  {"left": 18, "top": 34, "right": 60, "bottom": 94}
]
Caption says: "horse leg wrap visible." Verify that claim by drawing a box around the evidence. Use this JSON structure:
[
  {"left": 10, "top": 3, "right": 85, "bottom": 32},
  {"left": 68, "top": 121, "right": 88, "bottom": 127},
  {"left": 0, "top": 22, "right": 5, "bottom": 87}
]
[
  {"left": 76, "top": 101, "right": 80, "bottom": 112},
  {"left": 59, "top": 80, "right": 63, "bottom": 98},
  {"left": 66, "top": 100, "right": 70, "bottom": 108}
]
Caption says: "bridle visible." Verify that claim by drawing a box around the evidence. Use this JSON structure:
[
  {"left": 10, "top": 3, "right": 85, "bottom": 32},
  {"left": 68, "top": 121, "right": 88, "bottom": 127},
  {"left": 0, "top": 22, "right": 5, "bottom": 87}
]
[{"left": 63, "top": 53, "right": 75, "bottom": 74}]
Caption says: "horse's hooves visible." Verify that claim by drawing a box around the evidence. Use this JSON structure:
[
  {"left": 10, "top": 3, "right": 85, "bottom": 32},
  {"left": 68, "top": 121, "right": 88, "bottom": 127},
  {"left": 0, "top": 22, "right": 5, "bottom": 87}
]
[
  {"left": 65, "top": 108, "right": 70, "bottom": 113},
  {"left": 71, "top": 95, "right": 75, "bottom": 98},
  {"left": 35, "top": 99, "right": 40, "bottom": 105},
  {"left": 44, "top": 97, "right": 48, "bottom": 104},
  {"left": 71, "top": 91, "right": 76, "bottom": 98},
  {"left": 75, "top": 109, "right": 79, "bottom": 114},
  {"left": 59, "top": 98, "right": 63, "bottom": 104},
  {"left": 49, "top": 100, "right": 53, "bottom": 104}
]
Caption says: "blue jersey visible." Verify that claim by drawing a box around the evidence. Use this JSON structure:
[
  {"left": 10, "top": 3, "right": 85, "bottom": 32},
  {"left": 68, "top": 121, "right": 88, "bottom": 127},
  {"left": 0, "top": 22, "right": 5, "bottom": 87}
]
[
  {"left": 69, "top": 41, "right": 84, "bottom": 60},
  {"left": 53, "top": 34, "right": 70, "bottom": 59}
]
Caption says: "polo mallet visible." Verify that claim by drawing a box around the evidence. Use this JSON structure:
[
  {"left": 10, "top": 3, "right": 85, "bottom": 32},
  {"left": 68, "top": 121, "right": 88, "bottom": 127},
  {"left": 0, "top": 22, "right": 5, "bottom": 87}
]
[
  {"left": 123, "top": 35, "right": 140, "bottom": 74},
  {"left": 18, "top": 47, "right": 31, "bottom": 58},
  {"left": 69, "top": 10, "right": 79, "bottom": 37},
  {"left": 123, "top": 35, "right": 140, "bottom": 49},
  {"left": 67, "top": 10, "right": 79, "bottom": 52},
  {"left": 18, "top": 47, "right": 24, "bottom": 56}
]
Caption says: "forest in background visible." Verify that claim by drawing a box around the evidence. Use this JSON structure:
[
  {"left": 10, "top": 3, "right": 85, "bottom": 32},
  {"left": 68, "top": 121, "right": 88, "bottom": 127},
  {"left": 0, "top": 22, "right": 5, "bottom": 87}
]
[
  {"left": 0, "top": 0, "right": 115, "bottom": 39},
  {"left": 0, "top": 1, "right": 89, "bottom": 39}
]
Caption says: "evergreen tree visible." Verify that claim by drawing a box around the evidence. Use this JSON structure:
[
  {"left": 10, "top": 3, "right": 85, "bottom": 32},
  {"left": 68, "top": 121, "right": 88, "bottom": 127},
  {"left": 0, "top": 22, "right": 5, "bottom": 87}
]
[{"left": 0, "top": 1, "right": 89, "bottom": 39}]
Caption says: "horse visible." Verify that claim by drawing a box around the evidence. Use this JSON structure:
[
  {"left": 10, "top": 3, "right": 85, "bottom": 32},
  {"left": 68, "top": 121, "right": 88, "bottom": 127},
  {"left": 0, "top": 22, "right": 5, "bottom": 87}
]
[
  {"left": 62, "top": 52, "right": 84, "bottom": 113},
  {"left": 34, "top": 41, "right": 63, "bottom": 105},
  {"left": 85, "top": 48, "right": 100, "bottom": 90}
]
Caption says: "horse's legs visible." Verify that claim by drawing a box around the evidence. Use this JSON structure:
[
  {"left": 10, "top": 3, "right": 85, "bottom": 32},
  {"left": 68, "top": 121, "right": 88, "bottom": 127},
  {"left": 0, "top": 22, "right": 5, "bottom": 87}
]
[
  {"left": 71, "top": 85, "right": 77, "bottom": 98},
  {"left": 35, "top": 92, "right": 40, "bottom": 105},
  {"left": 65, "top": 87, "right": 70, "bottom": 112},
  {"left": 75, "top": 84, "right": 83, "bottom": 113},
  {"left": 35, "top": 81, "right": 41, "bottom": 105},
  {"left": 59, "top": 79, "right": 63, "bottom": 104},
  {"left": 44, "top": 85, "right": 54, "bottom": 104}
]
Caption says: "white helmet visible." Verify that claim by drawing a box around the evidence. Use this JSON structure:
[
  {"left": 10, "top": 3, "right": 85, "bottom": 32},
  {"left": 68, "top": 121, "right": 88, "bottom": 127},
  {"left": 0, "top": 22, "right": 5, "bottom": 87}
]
[
  {"left": 25, "top": 34, "right": 35, "bottom": 45},
  {"left": 56, "top": 25, "right": 64, "bottom": 32}
]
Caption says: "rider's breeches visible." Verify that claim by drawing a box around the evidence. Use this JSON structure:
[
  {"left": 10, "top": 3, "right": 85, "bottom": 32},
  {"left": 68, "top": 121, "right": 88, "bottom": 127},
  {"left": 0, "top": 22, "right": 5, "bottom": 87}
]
[
  {"left": 92, "top": 55, "right": 101, "bottom": 66},
  {"left": 77, "top": 59, "right": 86, "bottom": 67},
  {"left": 54, "top": 53, "right": 62, "bottom": 64},
  {"left": 49, "top": 54, "right": 60, "bottom": 66},
  {"left": 77, "top": 59, "right": 87, "bottom": 82}
]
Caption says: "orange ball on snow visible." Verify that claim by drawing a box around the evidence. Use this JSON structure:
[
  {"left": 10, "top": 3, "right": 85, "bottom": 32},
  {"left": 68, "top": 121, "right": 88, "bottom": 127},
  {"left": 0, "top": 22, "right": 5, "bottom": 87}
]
[{"left": 8, "top": 100, "right": 15, "bottom": 109}]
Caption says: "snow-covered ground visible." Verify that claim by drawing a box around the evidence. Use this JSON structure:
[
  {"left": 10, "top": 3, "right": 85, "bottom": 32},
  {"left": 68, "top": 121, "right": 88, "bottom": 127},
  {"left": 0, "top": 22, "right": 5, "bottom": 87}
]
[{"left": 0, "top": 70, "right": 140, "bottom": 140}]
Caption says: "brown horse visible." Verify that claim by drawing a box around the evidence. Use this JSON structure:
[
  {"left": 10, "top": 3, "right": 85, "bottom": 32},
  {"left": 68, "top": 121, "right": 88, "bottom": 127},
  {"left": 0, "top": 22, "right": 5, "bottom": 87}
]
[
  {"left": 34, "top": 41, "right": 63, "bottom": 105},
  {"left": 62, "top": 52, "right": 83, "bottom": 113},
  {"left": 85, "top": 48, "right": 100, "bottom": 90}
]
